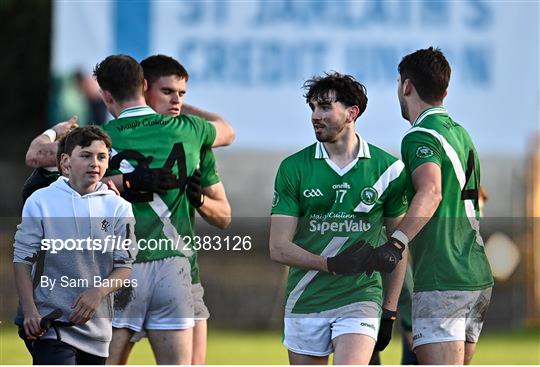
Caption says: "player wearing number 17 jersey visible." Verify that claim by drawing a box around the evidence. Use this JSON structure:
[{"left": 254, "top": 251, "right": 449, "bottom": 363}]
[
  {"left": 270, "top": 72, "right": 408, "bottom": 365},
  {"left": 392, "top": 47, "right": 493, "bottom": 365}
]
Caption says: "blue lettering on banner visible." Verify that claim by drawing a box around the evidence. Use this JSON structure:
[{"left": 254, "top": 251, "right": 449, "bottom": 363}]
[
  {"left": 462, "top": 45, "right": 491, "bottom": 85},
  {"left": 253, "top": 0, "right": 412, "bottom": 28},
  {"left": 162, "top": 1, "right": 495, "bottom": 87},
  {"left": 465, "top": 0, "right": 492, "bottom": 30},
  {"left": 421, "top": 0, "right": 450, "bottom": 28},
  {"left": 176, "top": 2, "right": 229, "bottom": 26},
  {"left": 178, "top": 39, "right": 327, "bottom": 86},
  {"left": 178, "top": 40, "right": 491, "bottom": 87},
  {"left": 114, "top": 0, "right": 150, "bottom": 61}
]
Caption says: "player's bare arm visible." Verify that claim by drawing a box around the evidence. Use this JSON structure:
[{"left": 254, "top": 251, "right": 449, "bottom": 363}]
[
  {"left": 395, "top": 162, "right": 442, "bottom": 241},
  {"left": 382, "top": 215, "right": 408, "bottom": 311},
  {"left": 269, "top": 214, "right": 328, "bottom": 272},
  {"left": 362, "top": 163, "right": 441, "bottom": 276},
  {"left": 197, "top": 183, "right": 231, "bottom": 229},
  {"left": 181, "top": 103, "right": 235, "bottom": 147},
  {"left": 25, "top": 116, "right": 78, "bottom": 168}
]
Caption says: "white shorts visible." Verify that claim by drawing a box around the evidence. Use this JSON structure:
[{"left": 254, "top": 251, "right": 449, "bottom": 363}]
[
  {"left": 113, "top": 257, "right": 195, "bottom": 332},
  {"left": 192, "top": 282, "right": 210, "bottom": 320},
  {"left": 283, "top": 301, "right": 380, "bottom": 357},
  {"left": 129, "top": 282, "right": 210, "bottom": 343},
  {"left": 412, "top": 288, "right": 492, "bottom": 349}
]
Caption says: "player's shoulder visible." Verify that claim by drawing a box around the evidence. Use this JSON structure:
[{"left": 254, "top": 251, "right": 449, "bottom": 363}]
[
  {"left": 368, "top": 143, "right": 405, "bottom": 174},
  {"left": 279, "top": 143, "right": 317, "bottom": 169},
  {"left": 366, "top": 142, "right": 401, "bottom": 166},
  {"left": 179, "top": 114, "right": 209, "bottom": 126}
]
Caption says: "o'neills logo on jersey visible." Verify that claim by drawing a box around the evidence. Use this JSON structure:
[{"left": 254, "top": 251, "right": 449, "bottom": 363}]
[
  {"left": 309, "top": 219, "right": 371, "bottom": 235},
  {"left": 303, "top": 189, "right": 324, "bottom": 198},
  {"left": 332, "top": 182, "right": 351, "bottom": 190}
]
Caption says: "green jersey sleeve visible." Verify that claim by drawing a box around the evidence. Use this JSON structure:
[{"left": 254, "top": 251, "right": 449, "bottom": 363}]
[
  {"left": 383, "top": 166, "right": 408, "bottom": 217},
  {"left": 185, "top": 115, "right": 217, "bottom": 148},
  {"left": 199, "top": 148, "right": 220, "bottom": 188},
  {"left": 401, "top": 131, "right": 443, "bottom": 173},
  {"left": 271, "top": 159, "right": 300, "bottom": 217}
]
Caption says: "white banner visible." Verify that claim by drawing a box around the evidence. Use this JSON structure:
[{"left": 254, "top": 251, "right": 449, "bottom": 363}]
[{"left": 53, "top": 1, "right": 539, "bottom": 154}]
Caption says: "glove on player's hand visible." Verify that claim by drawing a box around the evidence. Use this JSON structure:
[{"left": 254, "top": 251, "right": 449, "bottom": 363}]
[
  {"left": 123, "top": 156, "right": 178, "bottom": 195},
  {"left": 363, "top": 237, "right": 406, "bottom": 276},
  {"left": 186, "top": 169, "right": 204, "bottom": 208},
  {"left": 326, "top": 241, "right": 374, "bottom": 275},
  {"left": 375, "top": 308, "right": 397, "bottom": 351}
]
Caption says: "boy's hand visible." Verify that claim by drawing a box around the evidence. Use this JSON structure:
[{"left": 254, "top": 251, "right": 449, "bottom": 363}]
[
  {"left": 23, "top": 308, "right": 43, "bottom": 340},
  {"left": 69, "top": 288, "right": 104, "bottom": 324}
]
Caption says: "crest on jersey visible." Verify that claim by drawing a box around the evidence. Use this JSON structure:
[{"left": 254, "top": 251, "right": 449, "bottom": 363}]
[
  {"left": 402, "top": 193, "right": 408, "bottom": 205},
  {"left": 360, "top": 187, "right": 378, "bottom": 205},
  {"left": 416, "top": 146, "right": 434, "bottom": 158},
  {"left": 272, "top": 191, "right": 280, "bottom": 207}
]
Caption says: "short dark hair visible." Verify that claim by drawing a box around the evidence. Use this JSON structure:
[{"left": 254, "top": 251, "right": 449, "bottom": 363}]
[
  {"left": 303, "top": 71, "right": 368, "bottom": 119},
  {"left": 57, "top": 126, "right": 112, "bottom": 166},
  {"left": 141, "top": 54, "right": 189, "bottom": 87},
  {"left": 398, "top": 47, "right": 451, "bottom": 104},
  {"left": 93, "top": 54, "right": 144, "bottom": 102}
]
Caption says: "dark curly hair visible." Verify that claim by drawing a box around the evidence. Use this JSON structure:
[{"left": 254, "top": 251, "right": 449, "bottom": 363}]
[{"left": 303, "top": 71, "right": 368, "bottom": 120}]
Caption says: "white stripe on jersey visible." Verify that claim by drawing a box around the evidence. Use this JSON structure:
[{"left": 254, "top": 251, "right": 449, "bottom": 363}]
[
  {"left": 285, "top": 236, "right": 348, "bottom": 313},
  {"left": 405, "top": 127, "right": 483, "bottom": 246},
  {"left": 353, "top": 160, "right": 405, "bottom": 213},
  {"left": 413, "top": 106, "right": 447, "bottom": 127}
]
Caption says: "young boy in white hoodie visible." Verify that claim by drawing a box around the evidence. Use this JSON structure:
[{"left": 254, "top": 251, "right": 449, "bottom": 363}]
[{"left": 13, "top": 126, "right": 137, "bottom": 364}]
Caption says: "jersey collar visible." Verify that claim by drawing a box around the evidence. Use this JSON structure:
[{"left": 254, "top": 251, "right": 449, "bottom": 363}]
[
  {"left": 314, "top": 134, "right": 371, "bottom": 159},
  {"left": 413, "top": 106, "right": 448, "bottom": 127},
  {"left": 118, "top": 105, "right": 157, "bottom": 119}
]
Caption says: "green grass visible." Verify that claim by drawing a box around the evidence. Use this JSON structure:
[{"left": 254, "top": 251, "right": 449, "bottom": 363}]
[{"left": 1, "top": 325, "right": 538, "bottom": 365}]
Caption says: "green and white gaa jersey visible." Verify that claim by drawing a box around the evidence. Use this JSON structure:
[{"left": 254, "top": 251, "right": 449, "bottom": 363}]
[
  {"left": 401, "top": 106, "right": 494, "bottom": 292},
  {"left": 271, "top": 136, "right": 407, "bottom": 314},
  {"left": 103, "top": 106, "right": 216, "bottom": 263}
]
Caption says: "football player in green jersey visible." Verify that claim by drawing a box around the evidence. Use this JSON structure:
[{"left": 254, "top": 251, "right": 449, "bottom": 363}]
[
  {"left": 270, "top": 72, "right": 409, "bottom": 364},
  {"left": 93, "top": 54, "right": 234, "bottom": 365},
  {"left": 108, "top": 54, "right": 232, "bottom": 366},
  {"left": 376, "top": 47, "right": 493, "bottom": 364}
]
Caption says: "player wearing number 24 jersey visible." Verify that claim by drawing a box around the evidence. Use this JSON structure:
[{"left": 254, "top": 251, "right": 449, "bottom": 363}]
[
  {"left": 394, "top": 47, "right": 493, "bottom": 365},
  {"left": 94, "top": 55, "right": 233, "bottom": 365},
  {"left": 103, "top": 109, "right": 215, "bottom": 262}
]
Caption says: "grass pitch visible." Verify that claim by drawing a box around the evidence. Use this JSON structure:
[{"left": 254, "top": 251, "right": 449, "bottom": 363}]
[{"left": 1, "top": 325, "right": 538, "bottom": 364}]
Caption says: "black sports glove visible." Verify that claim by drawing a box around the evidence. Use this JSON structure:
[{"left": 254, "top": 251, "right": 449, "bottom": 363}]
[
  {"left": 364, "top": 237, "right": 406, "bottom": 276},
  {"left": 186, "top": 169, "right": 204, "bottom": 208},
  {"left": 123, "top": 157, "right": 178, "bottom": 195},
  {"left": 375, "top": 308, "right": 397, "bottom": 351},
  {"left": 326, "top": 241, "right": 374, "bottom": 275}
]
